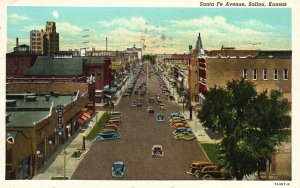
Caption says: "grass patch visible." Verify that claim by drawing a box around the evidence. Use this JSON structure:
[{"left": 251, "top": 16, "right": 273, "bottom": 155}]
[
  {"left": 71, "top": 150, "right": 84, "bottom": 158},
  {"left": 51, "top": 176, "right": 69, "bottom": 180},
  {"left": 86, "top": 111, "right": 109, "bottom": 140},
  {"left": 201, "top": 143, "right": 221, "bottom": 166}
]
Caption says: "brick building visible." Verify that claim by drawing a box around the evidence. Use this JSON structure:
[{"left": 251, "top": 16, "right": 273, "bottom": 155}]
[{"left": 6, "top": 82, "right": 91, "bottom": 179}]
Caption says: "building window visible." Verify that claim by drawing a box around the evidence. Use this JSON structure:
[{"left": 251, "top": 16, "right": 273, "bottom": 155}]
[
  {"left": 263, "top": 69, "right": 268, "bottom": 80},
  {"left": 253, "top": 69, "right": 258, "bottom": 80},
  {"left": 243, "top": 69, "right": 247, "bottom": 80},
  {"left": 283, "top": 69, "right": 288, "bottom": 80},
  {"left": 273, "top": 69, "right": 278, "bottom": 80}
]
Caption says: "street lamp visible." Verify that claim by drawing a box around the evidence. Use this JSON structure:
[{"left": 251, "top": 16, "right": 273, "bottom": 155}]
[{"left": 62, "top": 149, "right": 67, "bottom": 179}]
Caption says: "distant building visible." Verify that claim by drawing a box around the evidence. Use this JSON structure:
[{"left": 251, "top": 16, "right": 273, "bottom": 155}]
[
  {"left": 127, "top": 45, "right": 142, "bottom": 59},
  {"left": 13, "top": 38, "right": 30, "bottom": 53},
  {"left": 30, "top": 21, "right": 59, "bottom": 56}
]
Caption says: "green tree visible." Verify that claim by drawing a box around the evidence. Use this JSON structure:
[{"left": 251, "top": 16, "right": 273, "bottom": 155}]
[
  {"left": 142, "top": 54, "right": 156, "bottom": 64},
  {"left": 198, "top": 79, "right": 291, "bottom": 180}
]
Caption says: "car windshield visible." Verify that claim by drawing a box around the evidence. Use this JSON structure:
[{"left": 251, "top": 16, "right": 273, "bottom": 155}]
[{"left": 113, "top": 164, "right": 124, "bottom": 171}]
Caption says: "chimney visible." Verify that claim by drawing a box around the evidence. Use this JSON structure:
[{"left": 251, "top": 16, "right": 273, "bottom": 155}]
[
  {"left": 106, "top": 37, "right": 107, "bottom": 51},
  {"left": 16, "top": 38, "right": 19, "bottom": 47}
]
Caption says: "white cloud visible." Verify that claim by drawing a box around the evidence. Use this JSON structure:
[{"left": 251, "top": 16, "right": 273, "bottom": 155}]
[
  {"left": 52, "top": 11, "right": 59, "bottom": 19},
  {"left": 8, "top": 13, "right": 29, "bottom": 23},
  {"left": 242, "top": 19, "right": 274, "bottom": 30},
  {"left": 23, "top": 24, "right": 45, "bottom": 32}
]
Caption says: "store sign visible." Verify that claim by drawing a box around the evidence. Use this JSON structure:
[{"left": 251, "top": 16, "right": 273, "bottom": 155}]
[
  {"left": 110, "top": 62, "right": 122, "bottom": 70},
  {"left": 87, "top": 101, "right": 94, "bottom": 107},
  {"left": 56, "top": 104, "right": 64, "bottom": 133}
]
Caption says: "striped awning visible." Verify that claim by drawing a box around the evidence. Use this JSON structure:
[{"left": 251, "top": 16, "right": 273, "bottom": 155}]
[
  {"left": 77, "top": 118, "right": 85, "bottom": 125},
  {"left": 81, "top": 115, "right": 88, "bottom": 121},
  {"left": 83, "top": 112, "right": 91, "bottom": 119}
]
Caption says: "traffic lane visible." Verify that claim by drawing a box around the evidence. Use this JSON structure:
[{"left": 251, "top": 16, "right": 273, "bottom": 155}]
[{"left": 72, "top": 65, "right": 208, "bottom": 180}]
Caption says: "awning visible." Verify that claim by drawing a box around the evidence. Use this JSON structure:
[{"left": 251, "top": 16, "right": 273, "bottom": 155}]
[
  {"left": 81, "top": 115, "right": 88, "bottom": 121},
  {"left": 83, "top": 112, "right": 91, "bottom": 119},
  {"left": 77, "top": 118, "right": 86, "bottom": 125}
]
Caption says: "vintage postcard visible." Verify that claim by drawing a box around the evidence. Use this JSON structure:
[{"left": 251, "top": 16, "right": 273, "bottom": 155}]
[{"left": 1, "top": 0, "right": 299, "bottom": 188}]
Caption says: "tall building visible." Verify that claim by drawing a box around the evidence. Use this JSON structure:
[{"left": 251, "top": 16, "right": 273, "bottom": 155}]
[{"left": 30, "top": 21, "right": 59, "bottom": 55}]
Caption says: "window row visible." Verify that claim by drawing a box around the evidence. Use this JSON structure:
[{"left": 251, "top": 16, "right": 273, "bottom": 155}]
[{"left": 243, "top": 69, "right": 288, "bottom": 80}]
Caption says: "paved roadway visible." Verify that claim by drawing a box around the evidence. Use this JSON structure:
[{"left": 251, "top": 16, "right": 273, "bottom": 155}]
[{"left": 71, "top": 64, "right": 209, "bottom": 180}]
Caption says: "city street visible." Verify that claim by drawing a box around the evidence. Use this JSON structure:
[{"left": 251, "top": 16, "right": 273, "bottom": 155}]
[{"left": 71, "top": 64, "right": 209, "bottom": 180}]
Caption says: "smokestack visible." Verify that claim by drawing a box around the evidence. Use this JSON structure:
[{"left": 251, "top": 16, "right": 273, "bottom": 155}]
[
  {"left": 16, "top": 37, "right": 19, "bottom": 47},
  {"left": 106, "top": 37, "right": 107, "bottom": 51}
]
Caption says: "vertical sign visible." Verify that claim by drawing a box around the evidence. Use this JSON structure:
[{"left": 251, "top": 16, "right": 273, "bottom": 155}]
[{"left": 56, "top": 104, "right": 65, "bottom": 132}]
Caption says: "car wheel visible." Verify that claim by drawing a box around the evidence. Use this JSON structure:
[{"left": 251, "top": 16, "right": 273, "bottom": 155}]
[
  {"left": 202, "top": 174, "right": 213, "bottom": 180},
  {"left": 113, "top": 135, "right": 119, "bottom": 139}
]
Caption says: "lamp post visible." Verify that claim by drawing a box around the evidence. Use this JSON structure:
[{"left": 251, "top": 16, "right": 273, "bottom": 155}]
[{"left": 63, "top": 149, "right": 67, "bottom": 179}]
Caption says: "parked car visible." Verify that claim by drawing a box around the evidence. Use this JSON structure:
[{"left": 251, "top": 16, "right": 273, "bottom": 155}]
[
  {"left": 107, "top": 119, "right": 121, "bottom": 126},
  {"left": 95, "top": 130, "right": 121, "bottom": 141},
  {"left": 112, "top": 160, "right": 125, "bottom": 178},
  {"left": 170, "top": 118, "right": 187, "bottom": 125},
  {"left": 169, "top": 96, "right": 175, "bottom": 100},
  {"left": 171, "top": 122, "right": 186, "bottom": 129},
  {"left": 175, "top": 132, "right": 195, "bottom": 141},
  {"left": 173, "top": 127, "right": 192, "bottom": 135},
  {"left": 152, "top": 145, "right": 164, "bottom": 157},
  {"left": 186, "top": 161, "right": 213, "bottom": 176},
  {"left": 122, "top": 92, "right": 131, "bottom": 97},
  {"left": 193, "top": 165, "right": 233, "bottom": 180},
  {"left": 104, "top": 124, "right": 120, "bottom": 131},
  {"left": 169, "top": 113, "right": 185, "bottom": 119},
  {"left": 160, "top": 103, "right": 165, "bottom": 110}
]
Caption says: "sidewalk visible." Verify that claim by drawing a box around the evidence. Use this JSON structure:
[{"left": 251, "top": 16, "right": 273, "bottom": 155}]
[{"left": 33, "top": 111, "right": 105, "bottom": 180}]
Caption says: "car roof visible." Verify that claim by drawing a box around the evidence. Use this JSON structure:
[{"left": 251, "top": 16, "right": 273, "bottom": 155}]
[
  {"left": 113, "top": 160, "right": 124, "bottom": 165},
  {"left": 152, "top": 145, "right": 162, "bottom": 148}
]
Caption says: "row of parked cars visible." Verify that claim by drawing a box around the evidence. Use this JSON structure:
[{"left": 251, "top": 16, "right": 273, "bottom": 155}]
[
  {"left": 169, "top": 113, "right": 196, "bottom": 141},
  {"left": 94, "top": 112, "right": 122, "bottom": 141}
]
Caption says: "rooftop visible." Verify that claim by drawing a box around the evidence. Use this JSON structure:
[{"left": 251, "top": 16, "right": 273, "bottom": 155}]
[{"left": 6, "top": 94, "right": 75, "bottom": 128}]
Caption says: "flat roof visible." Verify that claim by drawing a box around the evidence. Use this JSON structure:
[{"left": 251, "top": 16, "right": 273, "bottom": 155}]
[{"left": 6, "top": 95, "right": 75, "bottom": 128}]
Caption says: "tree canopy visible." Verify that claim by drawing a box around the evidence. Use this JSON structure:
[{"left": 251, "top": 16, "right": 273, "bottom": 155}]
[
  {"left": 197, "top": 79, "right": 291, "bottom": 180},
  {"left": 142, "top": 54, "right": 156, "bottom": 64}
]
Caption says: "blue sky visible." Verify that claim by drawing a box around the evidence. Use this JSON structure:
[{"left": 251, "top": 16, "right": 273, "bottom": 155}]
[{"left": 7, "top": 7, "right": 291, "bottom": 54}]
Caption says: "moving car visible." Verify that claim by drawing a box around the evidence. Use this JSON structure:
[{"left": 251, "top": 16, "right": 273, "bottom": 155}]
[
  {"left": 132, "top": 100, "right": 137, "bottom": 107},
  {"left": 149, "top": 97, "right": 155, "bottom": 103},
  {"left": 94, "top": 130, "right": 121, "bottom": 141},
  {"left": 147, "top": 106, "right": 155, "bottom": 115},
  {"left": 186, "top": 161, "right": 213, "bottom": 176},
  {"left": 175, "top": 132, "right": 195, "bottom": 141},
  {"left": 152, "top": 145, "right": 164, "bottom": 157},
  {"left": 156, "top": 114, "right": 165, "bottom": 122},
  {"left": 112, "top": 160, "right": 125, "bottom": 178}
]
